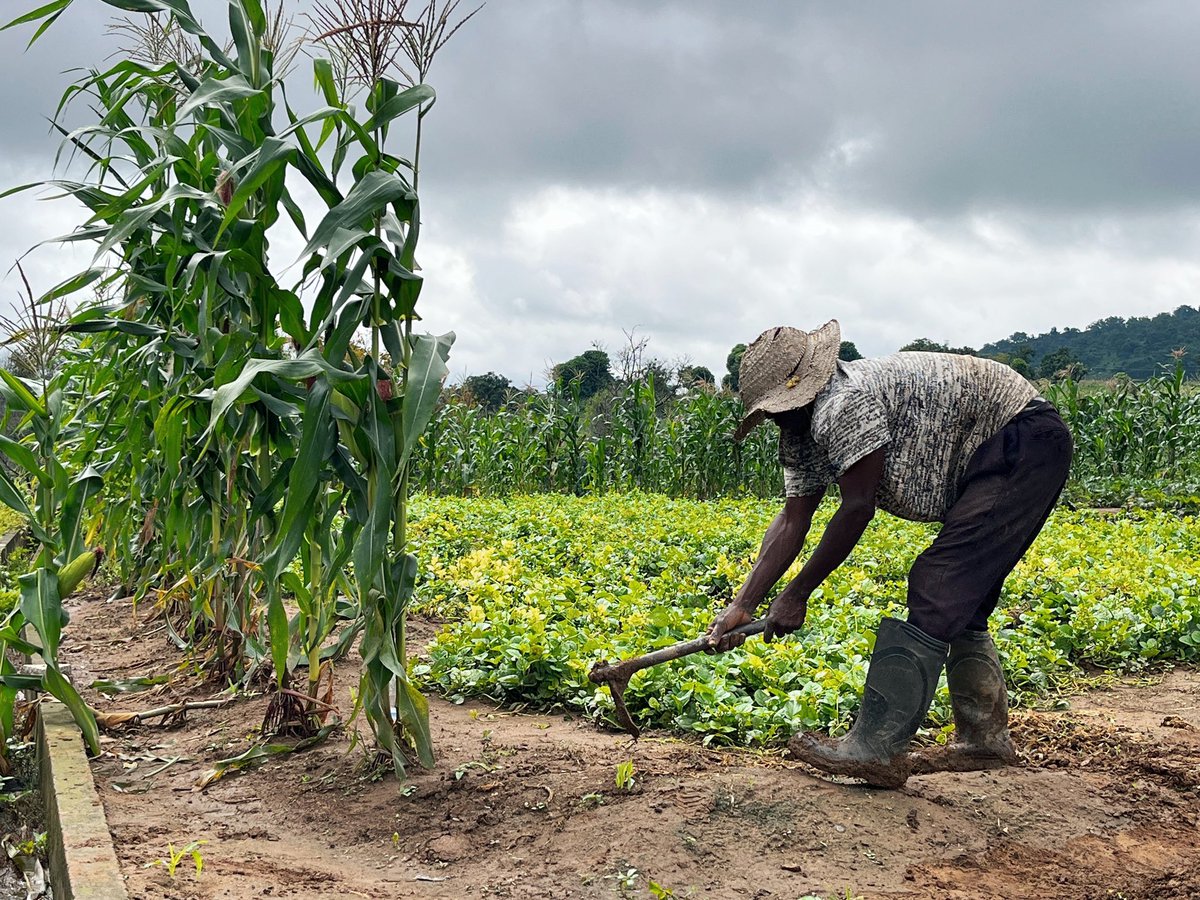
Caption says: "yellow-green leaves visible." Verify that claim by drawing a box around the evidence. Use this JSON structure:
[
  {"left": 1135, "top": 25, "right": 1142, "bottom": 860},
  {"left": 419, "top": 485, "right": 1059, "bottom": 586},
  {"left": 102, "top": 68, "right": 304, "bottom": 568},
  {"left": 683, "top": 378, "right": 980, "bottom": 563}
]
[{"left": 414, "top": 497, "right": 1200, "bottom": 745}]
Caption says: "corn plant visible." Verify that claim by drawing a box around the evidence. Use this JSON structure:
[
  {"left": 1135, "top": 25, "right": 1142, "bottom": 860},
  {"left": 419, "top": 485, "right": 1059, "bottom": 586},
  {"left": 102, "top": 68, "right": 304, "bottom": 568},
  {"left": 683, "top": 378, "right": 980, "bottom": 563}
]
[
  {"left": 1047, "top": 361, "right": 1200, "bottom": 505},
  {"left": 0, "top": 271, "right": 107, "bottom": 755},
  {"left": 7, "top": 0, "right": 476, "bottom": 775},
  {"left": 411, "top": 385, "right": 782, "bottom": 499}
]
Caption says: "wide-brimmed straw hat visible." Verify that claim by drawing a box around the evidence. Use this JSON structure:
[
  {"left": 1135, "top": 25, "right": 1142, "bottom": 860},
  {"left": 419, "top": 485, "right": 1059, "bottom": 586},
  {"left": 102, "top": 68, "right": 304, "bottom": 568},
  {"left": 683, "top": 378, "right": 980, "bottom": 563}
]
[{"left": 733, "top": 320, "right": 841, "bottom": 442}]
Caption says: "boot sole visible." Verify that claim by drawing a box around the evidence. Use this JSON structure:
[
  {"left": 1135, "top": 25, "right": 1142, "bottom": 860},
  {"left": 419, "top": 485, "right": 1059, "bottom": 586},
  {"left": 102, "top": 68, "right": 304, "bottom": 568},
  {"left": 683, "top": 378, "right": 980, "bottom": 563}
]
[
  {"left": 908, "top": 745, "right": 1018, "bottom": 776},
  {"left": 787, "top": 735, "right": 912, "bottom": 789}
]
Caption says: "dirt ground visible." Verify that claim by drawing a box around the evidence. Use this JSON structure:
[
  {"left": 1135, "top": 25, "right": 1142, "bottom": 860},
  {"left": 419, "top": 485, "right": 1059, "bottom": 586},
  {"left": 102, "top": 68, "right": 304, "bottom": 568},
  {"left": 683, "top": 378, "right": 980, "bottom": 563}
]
[{"left": 51, "top": 590, "right": 1200, "bottom": 900}]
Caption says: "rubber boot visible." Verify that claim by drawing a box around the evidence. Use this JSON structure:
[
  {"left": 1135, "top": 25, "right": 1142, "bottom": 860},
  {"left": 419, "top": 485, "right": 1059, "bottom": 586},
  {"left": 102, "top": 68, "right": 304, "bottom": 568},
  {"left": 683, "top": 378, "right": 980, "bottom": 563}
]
[
  {"left": 788, "top": 617, "right": 948, "bottom": 789},
  {"left": 910, "top": 630, "right": 1018, "bottom": 774}
]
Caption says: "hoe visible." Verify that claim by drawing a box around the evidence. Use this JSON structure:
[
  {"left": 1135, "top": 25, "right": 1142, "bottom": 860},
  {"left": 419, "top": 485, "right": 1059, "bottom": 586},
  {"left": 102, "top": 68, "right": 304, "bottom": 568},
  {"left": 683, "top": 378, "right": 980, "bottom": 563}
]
[{"left": 588, "top": 620, "right": 767, "bottom": 738}]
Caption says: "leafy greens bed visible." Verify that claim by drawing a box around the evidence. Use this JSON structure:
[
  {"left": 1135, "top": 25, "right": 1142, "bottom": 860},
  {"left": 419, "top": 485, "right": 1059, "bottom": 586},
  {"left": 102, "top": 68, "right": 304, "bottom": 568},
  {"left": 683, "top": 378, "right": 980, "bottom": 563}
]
[{"left": 409, "top": 494, "right": 1200, "bottom": 746}]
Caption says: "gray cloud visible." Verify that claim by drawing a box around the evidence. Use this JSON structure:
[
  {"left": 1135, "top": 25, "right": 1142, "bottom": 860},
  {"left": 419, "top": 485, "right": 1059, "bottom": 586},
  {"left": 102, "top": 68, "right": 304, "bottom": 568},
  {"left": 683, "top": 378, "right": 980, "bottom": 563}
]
[
  {"left": 420, "top": 0, "right": 1200, "bottom": 215},
  {"left": 2, "top": 1, "right": 1199, "bottom": 384}
]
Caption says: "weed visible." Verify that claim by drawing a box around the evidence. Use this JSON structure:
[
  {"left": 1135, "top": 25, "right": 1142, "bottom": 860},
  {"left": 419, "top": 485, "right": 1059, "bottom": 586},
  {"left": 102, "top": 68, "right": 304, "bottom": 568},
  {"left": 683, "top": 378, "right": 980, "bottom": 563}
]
[
  {"left": 145, "top": 840, "right": 207, "bottom": 878},
  {"left": 453, "top": 760, "right": 493, "bottom": 781},
  {"left": 615, "top": 760, "right": 636, "bottom": 791},
  {"left": 606, "top": 866, "right": 640, "bottom": 892}
]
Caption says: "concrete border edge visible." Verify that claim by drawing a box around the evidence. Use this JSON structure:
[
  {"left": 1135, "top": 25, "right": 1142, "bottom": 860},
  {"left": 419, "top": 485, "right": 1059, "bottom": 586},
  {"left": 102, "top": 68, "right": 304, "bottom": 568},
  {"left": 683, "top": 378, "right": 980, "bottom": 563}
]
[{"left": 36, "top": 702, "right": 128, "bottom": 900}]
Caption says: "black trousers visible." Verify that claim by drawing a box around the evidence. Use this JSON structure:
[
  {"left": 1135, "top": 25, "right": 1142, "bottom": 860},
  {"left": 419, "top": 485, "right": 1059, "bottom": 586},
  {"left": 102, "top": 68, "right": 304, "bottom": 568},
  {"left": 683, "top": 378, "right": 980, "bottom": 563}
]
[{"left": 906, "top": 402, "right": 1074, "bottom": 642}]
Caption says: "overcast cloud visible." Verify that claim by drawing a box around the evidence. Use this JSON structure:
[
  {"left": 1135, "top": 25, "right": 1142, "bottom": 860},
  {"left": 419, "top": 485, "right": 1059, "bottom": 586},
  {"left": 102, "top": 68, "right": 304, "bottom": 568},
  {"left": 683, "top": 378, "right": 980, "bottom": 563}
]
[{"left": 2, "top": 0, "right": 1199, "bottom": 384}]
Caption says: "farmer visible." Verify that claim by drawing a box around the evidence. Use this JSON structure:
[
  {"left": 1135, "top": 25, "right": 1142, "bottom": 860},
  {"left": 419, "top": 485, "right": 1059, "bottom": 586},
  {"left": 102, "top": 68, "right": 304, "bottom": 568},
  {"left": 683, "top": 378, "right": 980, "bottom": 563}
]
[{"left": 706, "top": 321, "right": 1073, "bottom": 788}]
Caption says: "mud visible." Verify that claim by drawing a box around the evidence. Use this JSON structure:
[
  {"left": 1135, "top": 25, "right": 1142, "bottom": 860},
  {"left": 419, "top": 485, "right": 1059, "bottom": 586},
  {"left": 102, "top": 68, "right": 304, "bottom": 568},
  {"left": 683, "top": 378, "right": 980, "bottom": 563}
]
[{"left": 52, "top": 590, "right": 1200, "bottom": 899}]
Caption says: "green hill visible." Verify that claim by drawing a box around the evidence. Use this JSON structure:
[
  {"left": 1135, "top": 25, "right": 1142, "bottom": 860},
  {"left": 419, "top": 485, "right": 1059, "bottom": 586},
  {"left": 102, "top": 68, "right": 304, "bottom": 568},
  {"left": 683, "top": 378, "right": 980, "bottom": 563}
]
[{"left": 979, "top": 306, "right": 1200, "bottom": 379}]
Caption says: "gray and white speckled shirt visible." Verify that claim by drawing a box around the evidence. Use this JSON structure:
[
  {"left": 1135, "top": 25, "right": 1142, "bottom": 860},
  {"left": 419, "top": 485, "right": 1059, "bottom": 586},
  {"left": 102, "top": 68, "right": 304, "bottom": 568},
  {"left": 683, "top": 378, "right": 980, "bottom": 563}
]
[{"left": 780, "top": 353, "right": 1037, "bottom": 522}]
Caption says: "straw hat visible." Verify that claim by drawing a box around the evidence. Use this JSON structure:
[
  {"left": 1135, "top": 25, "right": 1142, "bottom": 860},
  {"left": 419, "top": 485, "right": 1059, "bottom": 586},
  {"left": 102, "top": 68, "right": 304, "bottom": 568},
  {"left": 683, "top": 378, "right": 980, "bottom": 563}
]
[{"left": 733, "top": 320, "right": 841, "bottom": 441}]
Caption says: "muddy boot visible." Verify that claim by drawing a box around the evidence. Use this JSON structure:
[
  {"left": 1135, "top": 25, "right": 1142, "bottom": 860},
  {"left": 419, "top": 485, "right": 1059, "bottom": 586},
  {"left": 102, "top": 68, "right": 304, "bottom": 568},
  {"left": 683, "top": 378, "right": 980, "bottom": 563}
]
[
  {"left": 788, "top": 617, "right": 948, "bottom": 789},
  {"left": 910, "top": 630, "right": 1018, "bottom": 775}
]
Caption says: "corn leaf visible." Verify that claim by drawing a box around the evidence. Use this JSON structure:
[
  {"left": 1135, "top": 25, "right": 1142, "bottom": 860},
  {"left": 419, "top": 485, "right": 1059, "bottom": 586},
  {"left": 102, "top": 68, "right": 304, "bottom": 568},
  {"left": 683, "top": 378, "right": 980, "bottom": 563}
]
[
  {"left": 217, "top": 137, "right": 296, "bottom": 237},
  {"left": 399, "top": 332, "right": 455, "bottom": 470},
  {"left": 0, "top": 435, "right": 47, "bottom": 483},
  {"left": 0, "top": 465, "right": 34, "bottom": 519},
  {"left": 43, "top": 666, "right": 101, "bottom": 756},
  {"left": 91, "top": 675, "right": 170, "bottom": 695},
  {"left": 60, "top": 467, "right": 102, "bottom": 563},
  {"left": 395, "top": 677, "right": 434, "bottom": 769},
  {"left": 265, "top": 380, "right": 333, "bottom": 583},
  {"left": 266, "top": 582, "right": 289, "bottom": 688},
  {"left": 300, "top": 170, "right": 414, "bottom": 259},
  {"left": 0, "top": 369, "right": 47, "bottom": 418},
  {"left": 18, "top": 569, "right": 63, "bottom": 660},
  {"left": 37, "top": 267, "right": 107, "bottom": 305},
  {"left": 364, "top": 83, "right": 435, "bottom": 132},
  {"left": 194, "top": 723, "right": 338, "bottom": 790},
  {"left": 1, "top": 0, "right": 71, "bottom": 33},
  {"left": 206, "top": 351, "right": 352, "bottom": 434}
]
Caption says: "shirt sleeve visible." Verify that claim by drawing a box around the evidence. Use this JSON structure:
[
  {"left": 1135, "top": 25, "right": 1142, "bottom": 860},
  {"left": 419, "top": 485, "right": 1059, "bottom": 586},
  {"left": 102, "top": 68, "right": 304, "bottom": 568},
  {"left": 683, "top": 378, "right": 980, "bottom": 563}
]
[
  {"left": 778, "top": 423, "right": 834, "bottom": 497},
  {"left": 783, "top": 465, "right": 829, "bottom": 498},
  {"left": 815, "top": 388, "right": 890, "bottom": 477}
]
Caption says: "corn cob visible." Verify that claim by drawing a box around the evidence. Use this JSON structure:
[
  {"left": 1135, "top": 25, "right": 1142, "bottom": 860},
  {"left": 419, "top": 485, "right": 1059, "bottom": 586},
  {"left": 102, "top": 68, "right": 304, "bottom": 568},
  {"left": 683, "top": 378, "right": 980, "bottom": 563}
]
[{"left": 58, "top": 547, "right": 105, "bottom": 598}]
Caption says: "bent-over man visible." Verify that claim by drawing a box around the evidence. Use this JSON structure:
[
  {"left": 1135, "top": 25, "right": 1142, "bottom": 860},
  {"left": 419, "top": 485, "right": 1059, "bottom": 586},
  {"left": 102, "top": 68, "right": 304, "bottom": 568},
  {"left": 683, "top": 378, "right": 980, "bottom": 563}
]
[{"left": 707, "top": 320, "right": 1073, "bottom": 788}]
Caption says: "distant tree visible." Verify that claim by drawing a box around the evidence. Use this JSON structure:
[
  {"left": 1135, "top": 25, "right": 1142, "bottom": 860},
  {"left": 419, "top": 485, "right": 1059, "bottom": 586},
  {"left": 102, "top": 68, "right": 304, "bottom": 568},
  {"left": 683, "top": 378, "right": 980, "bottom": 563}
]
[
  {"left": 1039, "top": 347, "right": 1087, "bottom": 381},
  {"left": 616, "top": 328, "right": 652, "bottom": 383},
  {"left": 900, "top": 337, "right": 950, "bottom": 353},
  {"left": 553, "top": 349, "right": 614, "bottom": 400},
  {"left": 723, "top": 343, "right": 747, "bottom": 392},
  {"left": 900, "top": 338, "right": 976, "bottom": 355},
  {"left": 983, "top": 350, "right": 1036, "bottom": 379},
  {"left": 1010, "top": 358, "right": 1034, "bottom": 379},
  {"left": 678, "top": 364, "right": 715, "bottom": 389},
  {"left": 838, "top": 341, "right": 863, "bottom": 361},
  {"left": 643, "top": 360, "right": 674, "bottom": 405},
  {"left": 461, "top": 372, "right": 512, "bottom": 413}
]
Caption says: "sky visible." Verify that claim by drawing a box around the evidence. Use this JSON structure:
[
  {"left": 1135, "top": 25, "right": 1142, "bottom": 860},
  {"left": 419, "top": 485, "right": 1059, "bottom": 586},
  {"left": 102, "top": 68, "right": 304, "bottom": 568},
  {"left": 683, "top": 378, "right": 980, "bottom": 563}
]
[{"left": 1, "top": 1, "right": 1199, "bottom": 386}]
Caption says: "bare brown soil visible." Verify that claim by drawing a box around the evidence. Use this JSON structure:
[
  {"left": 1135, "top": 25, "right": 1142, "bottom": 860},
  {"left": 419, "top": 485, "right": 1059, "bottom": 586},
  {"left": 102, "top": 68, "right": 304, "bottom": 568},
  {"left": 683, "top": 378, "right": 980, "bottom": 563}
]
[{"left": 55, "top": 590, "right": 1200, "bottom": 900}]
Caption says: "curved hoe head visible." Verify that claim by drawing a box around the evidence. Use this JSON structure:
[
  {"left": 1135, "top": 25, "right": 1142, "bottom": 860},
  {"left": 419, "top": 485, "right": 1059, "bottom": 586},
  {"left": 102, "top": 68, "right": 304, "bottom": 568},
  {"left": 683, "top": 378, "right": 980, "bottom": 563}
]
[{"left": 588, "top": 660, "right": 640, "bottom": 738}]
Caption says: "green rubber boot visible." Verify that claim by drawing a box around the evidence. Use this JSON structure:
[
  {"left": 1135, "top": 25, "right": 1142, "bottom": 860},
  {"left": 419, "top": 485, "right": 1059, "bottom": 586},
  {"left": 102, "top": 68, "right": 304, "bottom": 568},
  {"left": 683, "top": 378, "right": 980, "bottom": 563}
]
[
  {"left": 910, "top": 629, "right": 1018, "bottom": 775},
  {"left": 788, "top": 617, "right": 948, "bottom": 789}
]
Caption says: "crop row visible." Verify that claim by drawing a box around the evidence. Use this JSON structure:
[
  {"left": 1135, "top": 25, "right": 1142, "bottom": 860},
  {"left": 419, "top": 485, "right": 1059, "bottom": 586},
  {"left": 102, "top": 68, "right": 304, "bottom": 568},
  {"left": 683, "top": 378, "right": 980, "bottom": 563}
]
[
  {"left": 409, "top": 494, "right": 1200, "bottom": 745},
  {"left": 409, "top": 368, "right": 1200, "bottom": 508}
]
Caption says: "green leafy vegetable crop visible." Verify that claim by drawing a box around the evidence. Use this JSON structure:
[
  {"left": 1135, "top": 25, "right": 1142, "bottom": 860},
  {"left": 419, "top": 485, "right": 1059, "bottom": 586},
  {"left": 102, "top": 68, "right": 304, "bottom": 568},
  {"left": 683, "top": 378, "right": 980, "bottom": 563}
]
[{"left": 410, "top": 495, "right": 1200, "bottom": 746}]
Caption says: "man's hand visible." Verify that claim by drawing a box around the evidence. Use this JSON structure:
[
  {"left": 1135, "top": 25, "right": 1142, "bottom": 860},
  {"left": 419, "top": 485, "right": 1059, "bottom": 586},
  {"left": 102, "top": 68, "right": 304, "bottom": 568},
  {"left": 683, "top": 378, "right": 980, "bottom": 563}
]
[
  {"left": 706, "top": 603, "right": 755, "bottom": 653},
  {"left": 763, "top": 591, "right": 809, "bottom": 643}
]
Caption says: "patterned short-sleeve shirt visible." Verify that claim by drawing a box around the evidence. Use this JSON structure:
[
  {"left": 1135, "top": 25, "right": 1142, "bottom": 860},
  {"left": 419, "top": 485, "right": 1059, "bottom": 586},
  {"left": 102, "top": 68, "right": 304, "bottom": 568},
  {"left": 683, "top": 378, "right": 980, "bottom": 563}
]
[{"left": 780, "top": 353, "right": 1037, "bottom": 522}]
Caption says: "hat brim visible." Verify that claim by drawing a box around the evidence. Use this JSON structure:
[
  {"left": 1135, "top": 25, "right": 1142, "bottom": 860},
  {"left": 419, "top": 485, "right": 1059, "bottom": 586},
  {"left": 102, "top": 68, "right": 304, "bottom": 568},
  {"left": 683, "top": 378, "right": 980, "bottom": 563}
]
[{"left": 733, "top": 320, "right": 840, "bottom": 442}]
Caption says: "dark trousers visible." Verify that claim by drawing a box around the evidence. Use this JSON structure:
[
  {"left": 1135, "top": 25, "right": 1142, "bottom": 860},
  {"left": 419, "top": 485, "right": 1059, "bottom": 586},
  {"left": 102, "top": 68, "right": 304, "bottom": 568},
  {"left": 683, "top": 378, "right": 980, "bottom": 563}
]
[{"left": 906, "top": 403, "right": 1074, "bottom": 642}]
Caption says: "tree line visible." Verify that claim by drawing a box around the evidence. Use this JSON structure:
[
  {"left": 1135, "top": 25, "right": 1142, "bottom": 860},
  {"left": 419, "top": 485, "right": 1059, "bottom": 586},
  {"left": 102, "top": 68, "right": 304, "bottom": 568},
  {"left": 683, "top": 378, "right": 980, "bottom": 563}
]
[{"left": 452, "top": 304, "right": 1200, "bottom": 410}]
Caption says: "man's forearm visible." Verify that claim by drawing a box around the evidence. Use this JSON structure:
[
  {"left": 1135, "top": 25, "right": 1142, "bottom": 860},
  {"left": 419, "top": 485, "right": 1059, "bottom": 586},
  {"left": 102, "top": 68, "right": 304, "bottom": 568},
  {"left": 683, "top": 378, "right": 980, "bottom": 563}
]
[
  {"left": 732, "top": 505, "right": 813, "bottom": 611},
  {"left": 787, "top": 501, "right": 874, "bottom": 596}
]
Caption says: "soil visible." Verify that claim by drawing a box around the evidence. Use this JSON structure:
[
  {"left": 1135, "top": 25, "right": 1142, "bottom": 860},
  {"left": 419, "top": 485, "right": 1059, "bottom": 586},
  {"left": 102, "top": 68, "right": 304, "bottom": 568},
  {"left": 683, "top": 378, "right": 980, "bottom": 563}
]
[{"left": 51, "top": 590, "right": 1200, "bottom": 900}]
